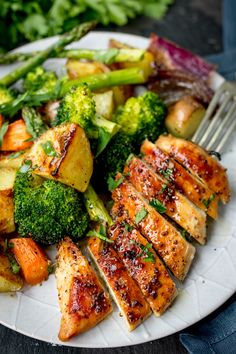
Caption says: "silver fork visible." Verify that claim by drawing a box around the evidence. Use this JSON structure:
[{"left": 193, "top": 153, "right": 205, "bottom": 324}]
[{"left": 192, "top": 81, "right": 236, "bottom": 153}]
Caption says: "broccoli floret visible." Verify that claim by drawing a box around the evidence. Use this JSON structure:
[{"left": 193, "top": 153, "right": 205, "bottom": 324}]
[
  {"left": 14, "top": 171, "right": 89, "bottom": 245},
  {"left": 114, "top": 91, "right": 166, "bottom": 147},
  {"left": 0, "top": 86, "right": 13, "bottom": 105},
  {"left": 55, "top": 84, "right": 120, "bottom": 156},
  {"left": 23, "top": 67, "right": 57, "bottom": 94},
  {"left": 93, "top": 133, "right": 135, "bottom": 188}
]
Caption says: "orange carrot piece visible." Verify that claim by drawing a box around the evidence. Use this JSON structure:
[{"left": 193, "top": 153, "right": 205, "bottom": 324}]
[
  {"left": 1, "top": 119, "right": 33, "bottom": 151},
  {"left": 10, "top": 238, "right": 50, "bottom": 285}
]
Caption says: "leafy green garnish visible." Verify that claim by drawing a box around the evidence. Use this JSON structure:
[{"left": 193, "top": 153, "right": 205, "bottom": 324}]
[
  {"left": 41, "top": 141, "right": 59, "bottom": 157},
  {"left": 124, "top": 223, "right": 133, "bottom": 232},
  {"left": 135, "top": 207, "right": 148, "bottom": 224},
  {"left": 202, "top": 193, "right": 215, "bottom": 209},
  {"left": 87, "top": 230, "right": 114, "bottom": 244},
  {"left": 149, "top": 199, "right": 167, "bottom": 213},
  {"left": 107, "top": 176, "right": 124, "bottom": 191},
  {"left": 159, "top": 183, "right": 168, "bottom": 193},
  {"left": 129, "top": 239, "right": 155, "bottom": 263},
  {"left": 0, "top": 121, "right": 9, "bottom": 147},
  {"left": 19, "top": 159, "right": 33, "bottom": 173},
  {"left": 48, "top": 263, "right": 55, "bottom": 275},
  {"left": 160, "top": 168, "right": 173, "bottom": 179},
  {"left": 3, "top": 239, "right": 21, "bottom": 274}
]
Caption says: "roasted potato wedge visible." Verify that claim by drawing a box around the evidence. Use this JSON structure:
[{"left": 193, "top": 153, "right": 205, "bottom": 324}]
[
  {"left": 28, "top": 123, "right": 93, "bottom": 192},
  {"left": 66, "top": 60, "right": 109, "bottom": 80},
  {"left": 93, "top": 90, "right": 114, "bottom": 120},
  {"left": 165, "top": 96, "right": 205, "bottom": 139},
  {"left": 0, "top": 167, "right": 17, "bottom": 234},
  {"left": 0, "top": 252, "right": 23, "bottom": 292},
  {"left": 0, "top": 152, "right": 27, "bottom": 170}
]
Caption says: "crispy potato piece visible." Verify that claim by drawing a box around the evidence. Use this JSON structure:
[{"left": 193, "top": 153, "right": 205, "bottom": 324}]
[
  {"left": 0, "top": 152, "right": 27, "bottom": 170},
  {"left": 165, "top": 97, "right": 205, "bottom": 139},
  {"left": 0, "top": 251, "right": 23, "bottom": 292},
  {"left": 0, "top": 167, "right": 16, "bottom": 234},
  {"left": 66, "top": 60, "right": 109, "bottom": 80},
  {"left": 93, "top": 91, "right": 114, "bottom": 120},
  {"left": 56, "top": 237, "right": 112, "bottom": 341},
  {"left": 27, "top": 123, "right": 93, "bottom": 192}
]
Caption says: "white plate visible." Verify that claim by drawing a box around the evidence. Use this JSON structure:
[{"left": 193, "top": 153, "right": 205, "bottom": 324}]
[{"left": 0, "top": 32, "right": 235, "bottom": 348}]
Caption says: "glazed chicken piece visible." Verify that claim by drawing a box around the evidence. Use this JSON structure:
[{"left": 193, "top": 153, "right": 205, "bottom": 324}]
[
  {"left": 111, "top": 174, "right": 195, "bottom": 280},
  {"left": 141, "top": 140, "right": 218, "bottom": 219},
  {"left": 156, "top": 134, "right": 230, "bottom": 204},
  {"left": 110, "top": 221, "right": 177, "bottom": 315},
  {"left": 56, "top": 237, "right": 112, "bottom": 341},
  {"left": 124, "top": 156, "right": 207, "bottom": 244},
  {"left": 88, "top": 237, "right": 151, "bottom": 330}
]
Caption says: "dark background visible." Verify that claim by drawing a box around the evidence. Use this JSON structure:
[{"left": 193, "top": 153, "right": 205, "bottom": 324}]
[{"left": 0, "top": 0, "right": 223, "bottom": 353}]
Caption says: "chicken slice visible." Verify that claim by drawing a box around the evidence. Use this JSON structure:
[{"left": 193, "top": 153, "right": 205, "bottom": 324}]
[
  {"left": 156, "top": 134, "right": 230, "bottom": 204},
  {"left": 124, "top": 156, "right": 206, "bottom": 244},
  {"left": 110, "top": 221, "right": 177, "bottom": 316},
  {"left": 141, "top": 140, "right": 218, "bottom": 219},
  {"left": 88, "top": 237, "right": 151, "bottom": 330},
  {"left": 56, "top": 237, "right": 112, "bottom": 341},
  {"left": 111, "top": 175, "right": 195, "bottom": 280}
]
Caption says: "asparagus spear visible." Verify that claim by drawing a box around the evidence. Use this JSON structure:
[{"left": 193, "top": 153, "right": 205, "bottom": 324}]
[
  {"left": 0, "top": 21, "right": 96, "bottom": 87},
  {"left": 0, "top": 48, "right": 145, "bottom": 65},
  {"left": 0, "top": 67, "right": 146, "bottom": 117}
]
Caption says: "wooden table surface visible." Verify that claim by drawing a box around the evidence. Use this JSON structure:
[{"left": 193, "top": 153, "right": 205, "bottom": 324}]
[{"left": 0, "top": 0, "right": 223, "bottom": 353}]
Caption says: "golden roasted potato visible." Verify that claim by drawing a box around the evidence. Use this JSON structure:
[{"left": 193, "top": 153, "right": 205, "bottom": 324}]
[
  {"left": 66, "top": 60, "right": 109, "bottom": 80},
  {"left": 112, "top": 85, "right": 134, "bottom": 106},
  {"left": 165, "top": 96, "right": 206, "bottom": 139},
  {"left": 0, "top": 167, "right": 17, "bottom": 234},
  {"left": 27, "top": 123, "right": 93, "bottom": 192},
  {"left": 93, "top": 90, "right": 114, "bottom": 119},
  {"left": 0, "top": 152, "right": 27, "bottom": 170},
  {"left": 0, "top": 251, "right": 23, "bottom": 292}
]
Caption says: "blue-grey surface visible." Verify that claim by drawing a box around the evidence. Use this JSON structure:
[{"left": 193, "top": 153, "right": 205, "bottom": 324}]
[{"left": 0, "top": 0, "right": 224, "bottom": 353}]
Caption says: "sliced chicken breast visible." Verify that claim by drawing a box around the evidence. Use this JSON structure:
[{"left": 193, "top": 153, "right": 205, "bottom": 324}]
[
  {"left": 56, "top": 237, "right": 112, "bottom": 341},
  {"left": 111, "top": 174, "right": 195, "bottom": 280},
  {"left": 88, "top": 236, "right": 151, "bottom": 330},
  {"left": 110, "top": 221, "right": 177, "bottom": 316},
  {"left": 141, "top": 140, "right": 218, "bottom": 219},
  {"left": 156, "top": 134, "right": 230, "bottom": 204},
  {"left": 124, "top": 156, "right": 207, "bottom": 244}
]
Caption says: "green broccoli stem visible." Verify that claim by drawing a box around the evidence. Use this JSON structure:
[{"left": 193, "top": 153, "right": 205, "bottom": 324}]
[
  {"left": 0, "top": 48, "right": 145, "bottom": 65},
  {"left": 0, "top": 21, "right": 96, "bottom": 87},
  {"left": 84, "top": 185, "right": 113, "bottom": 226},
  {"left": 60, "top": 67, "right": 146, "bottom": 95},
  {"left": 0, "top": 68, "right": 146, "bottom": 117}
]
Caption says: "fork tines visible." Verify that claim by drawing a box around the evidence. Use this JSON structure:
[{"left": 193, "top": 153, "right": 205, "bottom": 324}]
[{"left": 192, "top": 82, "right": 236, "bottom": 152}]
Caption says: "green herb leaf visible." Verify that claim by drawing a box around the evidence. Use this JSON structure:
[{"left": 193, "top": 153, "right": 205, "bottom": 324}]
[
  {"left": 8, "top": 150, "right": 26, "bottom": 159},
  {"left": 41, "top": 141, "right": 59, "bottom": 157},
  {"left": 48, "top": 263, "right": 55, "bottom": 275},
  {"left": 94, "top": 48, "right": 119, "bottom": 64},
  {"left": 107, "top": 175, "right": 124, "bottom": 191},
  {"left": 160, "top": 168, "right": 173, "bottom": 179},
  {"left": 149, "top": 199, "right": 167, "bottom": 213},
  {"left": 87, "top": 230, "right": 114, "bottom": 243},
  {"left": 135, "top": 207, "right": 148, "bottom": 224},
  {"left": 0, "top": 121, "right": 9, "bottom": 147},
  {"left": 202, "top": 193, "right": 215, "bottom": 209},
  {"left": 124, "top": 223, "right": 133, "bottom": 232},
  {"left": 159, "top": 183, "right": 168, "bottom": 194}
]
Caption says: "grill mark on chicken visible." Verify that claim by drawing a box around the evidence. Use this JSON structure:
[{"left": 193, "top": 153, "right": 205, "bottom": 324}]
[
  {"left": 88, "top": 237, "right": 151, "bottom": 330},
  {"left": 124, "top": 156, "right": 206, "bottom": 244},
  {"left": 141, "top": 140, "right": 218, "bottom": 219},
  {"left": 111, "top": 175, "right": 195, "bottom": 280},
  {"left": 110, "top": 221, "right": 177, "bottom": 315}
]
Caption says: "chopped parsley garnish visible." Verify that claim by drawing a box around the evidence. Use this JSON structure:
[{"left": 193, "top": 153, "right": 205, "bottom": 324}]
[
  {"left": 48, "top": 263, "right": 55, "bottom": 275},
  {"left": 8, "top": 150, "right": 26, "bottom": 159},
  {"left": 87, "top": 224, "right": 114, "bottom": 244},
  {"left": 41, "top": 141, "right": 59, "bottom": 157},
  {"left": 3, "top": 239, "right": 20, "bottom": 274},
  {"left": 129, "top": 239, "right": 155, "bottom": 263},
  {"left": 202, "top": 193, "right": 215, "bottom": 209},
  {"left": 124, "top": 223, "right": 133, "bottom": 232},
  {"left": 135, "top": 207, "right": 148, "bottom": 224},
  {"left": 160, "top": 168, "right": 173, "bottom": 179},
  {"left": 107, "top": 175, "right": 124, "bottom": 191},
  {"left": 0, "top": 121, "right": 9, "bottom": 147},
  {"left": 159, "top": 183, "right": 168, "bottom": 194},
  {"left": 149, "top": 199, "right": 167, "bottom": 213}
]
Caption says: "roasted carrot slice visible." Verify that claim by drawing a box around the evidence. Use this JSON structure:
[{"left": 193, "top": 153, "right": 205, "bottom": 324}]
[
  {"left": 10, "top": 238, "right": 49, "bottom": 285},
  {"left": 1, "top": 119, "right": 33, "bottom": 151}
]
